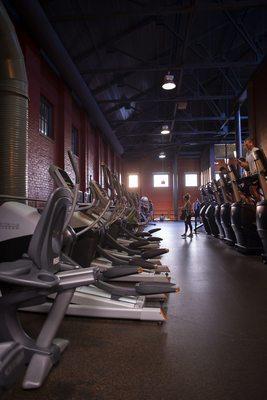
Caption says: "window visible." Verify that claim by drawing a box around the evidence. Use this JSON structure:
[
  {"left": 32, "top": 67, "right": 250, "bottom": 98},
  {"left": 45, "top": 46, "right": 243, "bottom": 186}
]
[
  {"left": 214, "top": 144, "right": 237, "bottom": 160},
  {"left": 128, "top": 174, "right": 138, "bottom": 188},
  {"left": 39, "top": 95, "right": 53, "bottom": 138},
  {"left": 153, "top": 174, "right": 169, "bottom": 188},
  {"left": 185, "top": 173, "right": 198, "bottom": 187},
  {"left": 71, "top": 126, "right": 79, "bottom": 156}
]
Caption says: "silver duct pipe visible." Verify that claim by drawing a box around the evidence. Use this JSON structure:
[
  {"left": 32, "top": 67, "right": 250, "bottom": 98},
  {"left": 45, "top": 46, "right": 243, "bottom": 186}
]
[{"left": 0, "top": 1, "right": 28, "bottom": 197}]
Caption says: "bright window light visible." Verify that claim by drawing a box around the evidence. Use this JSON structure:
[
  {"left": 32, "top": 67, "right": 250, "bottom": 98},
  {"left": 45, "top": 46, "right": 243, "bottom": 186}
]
[
  {"left": 153, "top": 174, "right": 169, "bottom": 188},
  {"left": 128, "top": 174, "right": 138, "bottom": 188},
  {"left": 185, "top": 173, "right": 198, "bottom": 187}
]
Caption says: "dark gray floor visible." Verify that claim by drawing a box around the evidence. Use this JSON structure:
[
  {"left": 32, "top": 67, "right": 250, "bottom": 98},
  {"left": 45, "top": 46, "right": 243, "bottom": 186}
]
[{"left": 5, "top": 222, "right": 267, "bottom": 400}]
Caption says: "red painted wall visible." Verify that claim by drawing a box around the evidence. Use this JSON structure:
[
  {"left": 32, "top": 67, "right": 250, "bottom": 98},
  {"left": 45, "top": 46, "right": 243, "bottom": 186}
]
[
  {"left": 248, "top": 66, "right": 267, "bottom": 152},
  {"left": 17, "top": 29, "right": 121, "bottom": 200},
  {"left": 123, "top": 156, "right": 201, "bottom": 220}
]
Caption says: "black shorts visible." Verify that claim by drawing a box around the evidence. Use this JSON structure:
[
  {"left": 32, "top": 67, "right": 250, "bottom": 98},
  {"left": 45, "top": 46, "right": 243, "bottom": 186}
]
[{"left": 185, "top": 215, "right": 191, "bottom": 223}]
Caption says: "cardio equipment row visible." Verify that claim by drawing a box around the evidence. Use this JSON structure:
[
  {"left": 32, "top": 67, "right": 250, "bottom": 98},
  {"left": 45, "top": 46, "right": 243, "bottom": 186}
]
[
  {"left": 198, "top": 148, "right": 267, "bottom": 262},
  {"left": 0, "top": 152, "right": 179, "bottom": 394}
]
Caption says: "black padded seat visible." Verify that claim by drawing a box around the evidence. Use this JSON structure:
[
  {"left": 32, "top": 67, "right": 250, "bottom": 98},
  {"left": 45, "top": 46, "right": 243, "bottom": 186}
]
[{"left": 0, "top": 259, "right": 32, "bottom": 276}]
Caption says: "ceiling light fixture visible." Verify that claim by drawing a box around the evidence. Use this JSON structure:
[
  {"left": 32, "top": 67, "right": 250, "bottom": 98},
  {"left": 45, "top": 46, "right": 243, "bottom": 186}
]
[
  {"left": 161, "top": 125, "right": 170, "bottom": 135},
  {"left": 162, "top": 72, "right": 176, "bottom": 90},
  {"left": 159, "top": 152, "right": 166, "bottom": 159}
]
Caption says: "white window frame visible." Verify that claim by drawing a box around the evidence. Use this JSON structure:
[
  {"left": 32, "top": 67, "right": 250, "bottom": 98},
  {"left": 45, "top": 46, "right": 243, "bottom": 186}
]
[
  {"left": 153, "top": 173, "right": 169, "bottom": 188},
  {"left": 185, "top": 172, "right": 198, "bottom": 187}
]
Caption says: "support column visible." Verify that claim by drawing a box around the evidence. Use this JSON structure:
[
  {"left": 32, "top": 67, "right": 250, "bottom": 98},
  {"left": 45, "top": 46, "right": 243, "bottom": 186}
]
[
  {"left": 172, "top": 156, "right": 178, "bottom": 221},
  {"left": 235, "top": 106, "right": 242, "bottom": 174},
  {"left": 210, "top": 144, "right": 215, "bottom": 178}
]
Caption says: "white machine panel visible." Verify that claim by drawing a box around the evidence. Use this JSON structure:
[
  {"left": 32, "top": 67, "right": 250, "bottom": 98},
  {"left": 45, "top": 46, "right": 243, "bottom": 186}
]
[{"left": 0, "top": 202, "right": 40, "bottom": 241}]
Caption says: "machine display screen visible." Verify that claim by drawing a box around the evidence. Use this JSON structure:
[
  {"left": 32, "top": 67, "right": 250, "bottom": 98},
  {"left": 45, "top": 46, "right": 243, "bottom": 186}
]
[{"left": 58, "top": 168, "right": 74, "bottom": 189}]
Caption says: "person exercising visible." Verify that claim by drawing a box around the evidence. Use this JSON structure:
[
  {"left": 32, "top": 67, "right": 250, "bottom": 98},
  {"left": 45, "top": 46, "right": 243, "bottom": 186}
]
[
  {"left": 237, "top": 157, "right": 250, "bottom": 176},
  {"left": 238, "top": 137, "right": 261, "bottom": 201},
  {"left": 238, "top": 137, "right": 259, "bottom": 175},
  {"left": 181, "top": 193, "right": 193, "bottom": 238}
]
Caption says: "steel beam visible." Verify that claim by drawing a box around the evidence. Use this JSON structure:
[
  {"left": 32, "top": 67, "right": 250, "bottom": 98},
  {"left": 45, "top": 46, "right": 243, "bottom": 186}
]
[
  {"left": 235, "top": 107, "right": 243, "bottom": 174},
  {"left": 52, "top": 2, "right": 267, "bottom": 22},
  {"left": 223, "top": 7, "right": 264, "bottom": 59},
  {"left": 169, "top": 0, "right": 197, "bottom": 144},
  {"left": 91, "top": 48, "right": 171, "bottom": 95},
  {"left": 110, "top": 116, "right": 248, "bottom": 123},
  {"left": 97, "top": 94, "right": 235, "bottom": 104},
  {"left": 105, "top": 85, "right": 157, "bottom": 115},
  {"left": 125, "top": 138, "right": 237, "bottom": 148},
  {"left": 173, "top": 155, "right": 179, "bottom": 221},
  {"left": 118, "top": 130, "right": 236, "bottom": 138},
  {"left": 81, "top": 61, "right": 258, "bottom": 74},
  {"left": 74, "top": 17, "right": 154, "bottom": 62}
]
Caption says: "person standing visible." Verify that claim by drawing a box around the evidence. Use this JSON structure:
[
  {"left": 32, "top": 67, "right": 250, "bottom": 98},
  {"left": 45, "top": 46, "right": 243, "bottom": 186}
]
[{"left": 181, "top": 193, "right": 193, "bottom": 238}]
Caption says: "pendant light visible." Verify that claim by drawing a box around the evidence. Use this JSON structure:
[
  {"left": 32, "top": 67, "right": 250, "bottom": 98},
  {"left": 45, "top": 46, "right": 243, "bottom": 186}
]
[
  {"left": 159, "top": 152, "right": 166, "bottom": 159},
  {"left": 162, "top": 72, "right": 176, "bottom": 90},
  {"left": 161, "top": 125, "right": 170, "bottom": 135}
]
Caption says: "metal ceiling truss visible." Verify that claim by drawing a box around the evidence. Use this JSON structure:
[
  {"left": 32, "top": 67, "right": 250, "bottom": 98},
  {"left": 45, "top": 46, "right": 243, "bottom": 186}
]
[{"left": 39, "top": 0, "right": 267, "bottom": 157}]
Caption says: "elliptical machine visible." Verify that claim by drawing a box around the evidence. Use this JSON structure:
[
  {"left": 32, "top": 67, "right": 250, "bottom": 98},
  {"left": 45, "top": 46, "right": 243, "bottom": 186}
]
[
  {"left": 219, "top": 170, "right": 236, "bottom": 246},
  {"left": 229, "top": 164, "right": 263, "bottom": 254},
  {"left": 199, "top": 186, "right": 212, "bottom": 235},
  {"left": 253, "top": 149, "right": 267, "bottom": 262},
  {"left": 212, "top": 179, "right": 225, "bottom": 240},
  {"left": 204, "top": 182, "right": 219, "bottom": 237}
]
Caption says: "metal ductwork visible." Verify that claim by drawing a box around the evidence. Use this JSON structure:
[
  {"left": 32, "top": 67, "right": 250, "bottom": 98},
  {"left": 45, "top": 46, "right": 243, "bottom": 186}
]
[
  {"left": 13, "top": 0, "right": 124, "bottom": 156},
  {"left": 0, "top": 1, "right": 28, "bottom": 197}
]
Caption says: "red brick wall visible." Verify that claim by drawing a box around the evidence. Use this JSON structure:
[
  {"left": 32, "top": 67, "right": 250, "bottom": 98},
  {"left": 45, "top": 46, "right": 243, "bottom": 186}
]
[
  {"left": 248, "top": 66, "right": 267, "bottom": 153},
  {"left": 123, "top": 156, "right": 201, "bottom": 219},
  {"left": 24, "top": 41, "right": 56, "bottom": 200},
  {"left": 17, "top": 30, "right": 120, "bottom": 199}
]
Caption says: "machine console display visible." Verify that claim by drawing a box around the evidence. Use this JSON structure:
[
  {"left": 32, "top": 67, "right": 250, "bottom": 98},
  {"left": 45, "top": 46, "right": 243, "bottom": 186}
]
[{"left": 58, "top": 168, "right": 74, "bottom": 189}]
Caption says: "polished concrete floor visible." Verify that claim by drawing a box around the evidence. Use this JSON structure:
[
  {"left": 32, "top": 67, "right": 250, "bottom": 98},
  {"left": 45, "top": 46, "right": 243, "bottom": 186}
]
[{"left": 5, "top": 222, "right": 267, "bottom": 400}]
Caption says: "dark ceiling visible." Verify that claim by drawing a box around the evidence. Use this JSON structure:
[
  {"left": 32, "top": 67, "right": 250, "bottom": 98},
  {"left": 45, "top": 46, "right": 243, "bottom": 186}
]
[{"left": 39, "top": 0, "right": 267, "bottom": 158}]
